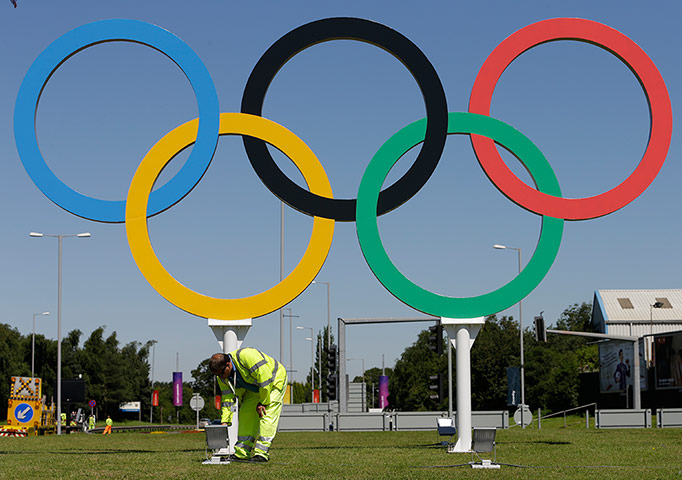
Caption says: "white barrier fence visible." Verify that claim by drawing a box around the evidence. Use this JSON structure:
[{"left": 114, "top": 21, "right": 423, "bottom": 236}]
[
  {"left": 595, "top": 409, "right": 652, "bottom": 429},
  {"left": 656, "top": 408, "right": 682, "bottom": 428},
  {"left": 278, "top": 410, "right": 508, "bottom": 432}
]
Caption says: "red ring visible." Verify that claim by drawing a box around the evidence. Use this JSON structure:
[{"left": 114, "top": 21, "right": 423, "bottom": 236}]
[{"left": 469, "top": 18, "right": 672, "bottom": 220}]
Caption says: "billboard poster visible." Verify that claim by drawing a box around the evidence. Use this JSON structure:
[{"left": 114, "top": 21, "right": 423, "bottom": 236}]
[
  {"left": 379, "top": 375, "right": 389, "bottom": 409},
  {"left": 506, "top": 367, "right": 520, "bottom": 406},
  {"left": 173, "top": 372, "right": 183, "bottom": 406},
  {"left": 654, "top": 332, "right": 682, "bottom": 389},
  {"left": 599, "top": 340, "right": 647, "bottom": 393},
  {"left": 152, "top": 390, "right": 159, "bottom": 407},
  {"left": 119, "top": 401, "right": 140, "bottom": 412}
]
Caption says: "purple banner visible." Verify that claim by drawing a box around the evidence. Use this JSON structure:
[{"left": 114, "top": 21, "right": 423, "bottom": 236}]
[
  {"left": 379, "top": 375, "right": 389, "bottom": 409},
  {"left": 173, "top": 372, "right": 182, "bottom": 406}
]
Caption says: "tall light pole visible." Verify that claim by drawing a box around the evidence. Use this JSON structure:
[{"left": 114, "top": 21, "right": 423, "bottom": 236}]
[
  {"left": 346, "top": 357, "right": 365, "bottom": 412},
  {"left": 649, "top": 301, "right": 663, "bottom": 364},
  {"left": 312, "top": 280, "right": 331, "bottom": 349},
  {"left": 30, "top": 231, "right": 91, "bottom": 435},
  {"left": 149, "top": 340, "right": 157, "bottom": 423},
  {"left": 32, "top": 311, "right": 50, "bottom": 378},
  {"left": 493, "top": 243, "right": 526, "bottom": 428},
  {"left": 297, "top": 326, "right": 314, "bottom": 401},
  {"left": 283, "top": 309, "right": 299, "bottom": 384},
  {"left": 279, "top": 201, "right": 285, "bottom": 363}
]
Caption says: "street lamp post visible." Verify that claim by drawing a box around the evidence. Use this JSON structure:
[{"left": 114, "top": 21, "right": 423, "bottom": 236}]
[
  {"left": 149, "top": 340, "right": 157, "bottom": 423},
  {"left": 493, "top": 243, "right": 526, "bottom": 428},
  {"left": 346, "top": 357, "right": 365, "bottom": 412},
  {"left": 283, "top": 309, "right": 299, "bottom": 384},
  {"left": 649, "top": 301, "right": 663, "bottom": 364},
  {"left": 280, "top": 201, "right": 284, "bottom": 364},
  {"left": 312, "top": 280, "right": 331, "bottom": 349},
  {"left": 318, "top": 340, "right": 322, "bottom": 396},
  {"left": 30, "top": 231, "right": 91, "bottom": 435},
  {"left": 297, "top": 326, "right": 314, "bottom": 401},
  {"left": 31, "top": 311, "right": 50, "bottom": 378}
]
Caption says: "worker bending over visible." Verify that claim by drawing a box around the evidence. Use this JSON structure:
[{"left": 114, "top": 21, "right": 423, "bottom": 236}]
[{"left": 209, "top": 349, "right": 287, "bottom": 462}]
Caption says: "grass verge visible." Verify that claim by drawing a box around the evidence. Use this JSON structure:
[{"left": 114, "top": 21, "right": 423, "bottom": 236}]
[{"left": 1, "top": 416, "right": 681, "bottom": 479}]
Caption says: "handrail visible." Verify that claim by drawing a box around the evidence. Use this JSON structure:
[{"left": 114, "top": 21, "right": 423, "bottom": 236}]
[
  {"left": 538, "top": 403, "right": 596, "bottom": 429},
  {"left": 540, "top": 402, "right": 597, "bottom": 420}
]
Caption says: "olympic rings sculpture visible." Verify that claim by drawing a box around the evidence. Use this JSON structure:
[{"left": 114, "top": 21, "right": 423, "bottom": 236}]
[{"left": 15, "top": 17, "right": 672, "bottom": 320}]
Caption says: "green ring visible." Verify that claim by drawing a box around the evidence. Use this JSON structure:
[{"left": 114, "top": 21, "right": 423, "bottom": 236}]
[{"left": 356, "top": 112, "right": 564, "bottom": 318}]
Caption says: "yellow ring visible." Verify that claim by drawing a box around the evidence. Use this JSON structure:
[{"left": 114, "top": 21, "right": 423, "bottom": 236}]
[{"left": 125, "top": 112, "right": 334, "bottom": 319}]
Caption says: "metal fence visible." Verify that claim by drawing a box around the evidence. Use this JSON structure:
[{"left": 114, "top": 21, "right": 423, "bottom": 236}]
[
  {"left": 656, "top": 408, "right": 682, "bottom": 428},
  {"left": 595, "top": 409, "right": 652, "bottom": 429},
  {"left": 278, "top": 410, "right": 508, "bottom": 432},
  {"left": 537, "top": 402, "right": 596, "bottom": 429}
]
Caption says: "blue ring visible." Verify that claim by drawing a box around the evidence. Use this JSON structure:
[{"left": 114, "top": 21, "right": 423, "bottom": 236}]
[{"left": 14, "top": 19, "right": 219, "bottom": 222}]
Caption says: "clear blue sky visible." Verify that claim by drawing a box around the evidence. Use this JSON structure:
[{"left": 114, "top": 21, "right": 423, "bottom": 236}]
[{"left": 1, "top": 0, "right": 680, "bottom": 385}]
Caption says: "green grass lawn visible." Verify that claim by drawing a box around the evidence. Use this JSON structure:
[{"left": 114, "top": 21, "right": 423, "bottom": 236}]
[{"left": 1, "top": 416, "right": 681, "bottom": 479}]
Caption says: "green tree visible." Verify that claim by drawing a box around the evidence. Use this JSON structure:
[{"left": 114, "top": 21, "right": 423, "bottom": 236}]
[
  {"left": 470, "top": 315, "right": 520, "bottom": 410},
  {"left": 526, "top": 302, "right": 597, "bottom": 412},
  {"left": 191, "top": 359, "right": 216, "bottom": 398},
  {"left": 61, "top": 329, "right": 83, "bottom": 380},
  {"left": 190, "top": 358, "right": 221, "bottom": 420},
  {"left": 0, "top": 324, "right": 26, "bottom": 421},
  {"left": 301, "top": 326, "right": 335, "bottom": 402},
  {"left": 389, "top": 329, "right": 445, "bottom": 411},
  {"left": 556, "top": 302, "right": 595, "bottom": 332},
  {"left": 292, "top": 381, "right": 309, "bottom": 404},
  {"left": 2, "top": 325, "right": 156, "bottom": 422},
  {"left": 387, "top": 302, "right": 597, "bottom": 414},
  {"left": 79, "top": 328, "right": 152, "bottom": 419}
]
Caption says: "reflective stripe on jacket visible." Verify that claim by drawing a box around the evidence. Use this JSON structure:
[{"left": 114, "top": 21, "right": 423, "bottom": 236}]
[{"left": 216, "top": 348, "right": 286, "bottom": 425}]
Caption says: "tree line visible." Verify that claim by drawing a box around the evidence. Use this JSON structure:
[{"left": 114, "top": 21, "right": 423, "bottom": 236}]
[
  {"left": 1, "top": 302, "right": 596, "bottom": 421},
  {"left": 0, "top": 324, "right": 156, "bottom": 421},
  {"left": 0, "top": 322, "right": 322, "bottom": 423},
  {"left": 388, "top": 302, "right": 597, "bottom": 413}
]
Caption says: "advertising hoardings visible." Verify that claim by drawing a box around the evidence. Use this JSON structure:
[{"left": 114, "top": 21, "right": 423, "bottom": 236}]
[
  {"left": 654, "top": 332, "right": 682, "bottom": 389},
  {"left": 119, "top": 401, "right": 140, "bottom": 412},
  {"left": 599, "top": 339, "right": 647, "bottom": 392}
]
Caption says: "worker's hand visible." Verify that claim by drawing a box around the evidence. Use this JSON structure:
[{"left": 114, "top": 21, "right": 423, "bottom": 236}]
[
  {"left": 256, "top": 403, "right": 267, "bottom": 418},
  {"left": 222, "top": 422, "right": 231, "bottom": 427}
]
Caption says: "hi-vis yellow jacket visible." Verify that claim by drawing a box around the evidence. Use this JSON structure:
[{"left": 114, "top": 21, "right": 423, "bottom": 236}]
[{"left": 216, "top": 348, "right": 286, "bottom": 425}]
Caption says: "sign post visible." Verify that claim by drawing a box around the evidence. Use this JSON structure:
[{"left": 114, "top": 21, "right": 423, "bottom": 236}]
[
  {"left": 88, "top": 399, "right": 96, "bottom": 420},
  {"left": 189, "top": 394, "right": 205, "bottom": 430}
]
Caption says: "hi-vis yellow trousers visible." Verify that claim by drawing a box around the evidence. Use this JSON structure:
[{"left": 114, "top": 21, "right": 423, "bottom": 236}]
[{"left": 234, "top": 385, "right": 285, "bottom": 460}]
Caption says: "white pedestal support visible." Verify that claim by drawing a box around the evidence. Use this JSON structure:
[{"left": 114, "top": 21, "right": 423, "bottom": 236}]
[
  {"left": 441, "top": 317, "right": 484, "bottom": 453},
  {"left": 208, "top": 318, "right": 252, "bottom": 455}
]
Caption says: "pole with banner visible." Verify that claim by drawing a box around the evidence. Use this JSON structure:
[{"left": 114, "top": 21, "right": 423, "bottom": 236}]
[
  {"left": 151, "top": 390, "right": 159, "bottom": 423},
  {"left": 173, "top": 372, "right": 182, "bottom": 423},
  {"left": 506, "top": 367, "right": 520, "bottom": 407},
  {"left": 379, "top": 375, "right": 389, "bottom": 409}
]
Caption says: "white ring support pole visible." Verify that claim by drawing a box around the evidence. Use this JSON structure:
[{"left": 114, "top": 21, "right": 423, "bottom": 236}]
[
  {"left": 441, "top": 317, "right": 484, "bottom": 452},
  {"left": 208, "top": 318, "right": 252, "bottom": 454}
]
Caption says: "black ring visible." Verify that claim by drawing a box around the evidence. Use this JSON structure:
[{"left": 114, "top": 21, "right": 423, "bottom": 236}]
[{"left": 241, "top": 17, "right": 448, "bottom": 221}]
